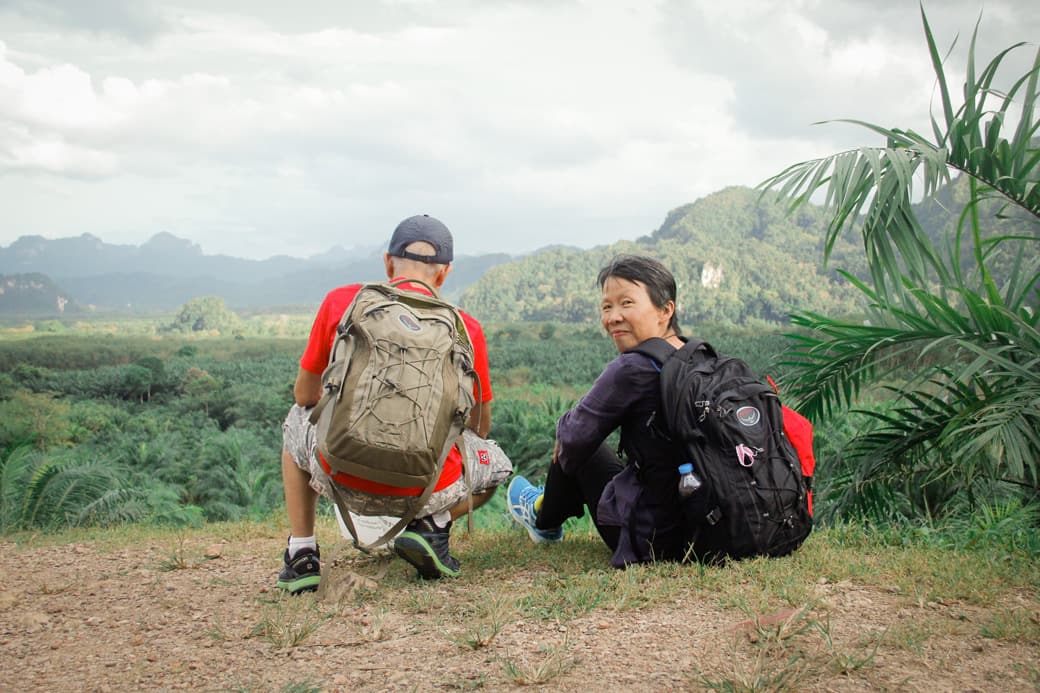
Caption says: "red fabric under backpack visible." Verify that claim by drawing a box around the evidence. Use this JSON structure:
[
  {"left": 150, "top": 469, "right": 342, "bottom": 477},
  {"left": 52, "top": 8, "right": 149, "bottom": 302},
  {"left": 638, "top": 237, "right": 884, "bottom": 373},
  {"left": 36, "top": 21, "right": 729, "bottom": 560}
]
[{"left": 767, "top": 376, "right": 816, "bottom": 516}]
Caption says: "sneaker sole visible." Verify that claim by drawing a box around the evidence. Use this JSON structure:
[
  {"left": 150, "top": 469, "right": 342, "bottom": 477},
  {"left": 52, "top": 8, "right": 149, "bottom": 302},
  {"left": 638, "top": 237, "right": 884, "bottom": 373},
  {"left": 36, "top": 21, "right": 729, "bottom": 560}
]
[
  {"left": 276, "top": 574, "right": 321, "bottom": 594},
  {"left": 393, "top": 532, "right": 460, "bottom": 579}
]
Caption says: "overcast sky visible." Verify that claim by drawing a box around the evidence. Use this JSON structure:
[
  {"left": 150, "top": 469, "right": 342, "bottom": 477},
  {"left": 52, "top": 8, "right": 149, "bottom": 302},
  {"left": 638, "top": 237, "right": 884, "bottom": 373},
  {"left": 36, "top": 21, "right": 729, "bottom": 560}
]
[{"left": 1, "top": 0, "right": 1037, "bottom": 260}]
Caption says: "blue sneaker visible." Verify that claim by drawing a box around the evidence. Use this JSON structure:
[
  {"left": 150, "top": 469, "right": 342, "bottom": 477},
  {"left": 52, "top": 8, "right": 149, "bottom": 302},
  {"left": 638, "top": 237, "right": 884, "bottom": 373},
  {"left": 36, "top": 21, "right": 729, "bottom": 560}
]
[{"left": 507, "top": 476, "right": 563, "bottom": 543}]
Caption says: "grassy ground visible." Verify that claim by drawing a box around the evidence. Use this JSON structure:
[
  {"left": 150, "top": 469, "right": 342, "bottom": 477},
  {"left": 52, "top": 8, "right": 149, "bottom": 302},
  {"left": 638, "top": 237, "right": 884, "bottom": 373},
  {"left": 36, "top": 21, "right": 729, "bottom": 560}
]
[{"left": 2, "top": 513, "right": 1038, "bottom": 691}]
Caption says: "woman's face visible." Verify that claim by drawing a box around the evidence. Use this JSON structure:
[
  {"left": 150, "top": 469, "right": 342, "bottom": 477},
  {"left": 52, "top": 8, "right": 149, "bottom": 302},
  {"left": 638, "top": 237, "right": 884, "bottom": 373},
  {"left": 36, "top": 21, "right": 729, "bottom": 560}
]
[{"left": 600, "top": 276, "right": 674, "bottom": 352}]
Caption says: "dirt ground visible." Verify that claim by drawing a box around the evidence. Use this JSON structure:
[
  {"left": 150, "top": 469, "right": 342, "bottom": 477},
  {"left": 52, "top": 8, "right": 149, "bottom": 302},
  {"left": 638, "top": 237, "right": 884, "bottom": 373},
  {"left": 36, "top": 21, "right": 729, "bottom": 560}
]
[{"left": 1, "top": 527, "right": 1037, "bottom": 692}]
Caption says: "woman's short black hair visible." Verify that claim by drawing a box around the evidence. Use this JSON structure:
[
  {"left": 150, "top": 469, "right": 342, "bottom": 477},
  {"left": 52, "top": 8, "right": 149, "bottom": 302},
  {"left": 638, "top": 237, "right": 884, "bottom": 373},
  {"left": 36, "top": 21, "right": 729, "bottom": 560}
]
[{"left": 597, "top": 254, "right": 681, "bottom": 335}]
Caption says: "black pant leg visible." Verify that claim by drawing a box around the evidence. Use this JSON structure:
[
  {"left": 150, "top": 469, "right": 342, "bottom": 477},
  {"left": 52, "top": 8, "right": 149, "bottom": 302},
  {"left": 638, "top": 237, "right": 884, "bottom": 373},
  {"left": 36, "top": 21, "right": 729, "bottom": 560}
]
[{"left": 536, "top": 443, "right": 624, "bottom": 549}]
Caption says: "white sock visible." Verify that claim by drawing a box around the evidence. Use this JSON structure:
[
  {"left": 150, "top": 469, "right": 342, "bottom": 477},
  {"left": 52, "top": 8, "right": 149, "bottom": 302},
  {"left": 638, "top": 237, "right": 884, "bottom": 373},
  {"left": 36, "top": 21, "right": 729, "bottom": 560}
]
[
  {"left": 288, "top": 535, "right": 317, "bottom": 558},
  {"left": 433, "top": 510, "right": 451, "bottom": 528}
]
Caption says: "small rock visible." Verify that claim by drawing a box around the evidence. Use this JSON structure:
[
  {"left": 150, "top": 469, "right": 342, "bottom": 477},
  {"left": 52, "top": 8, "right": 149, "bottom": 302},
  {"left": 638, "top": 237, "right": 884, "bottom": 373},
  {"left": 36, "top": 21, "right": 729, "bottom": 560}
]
[{"left": 204, "top": 544, "right": 223, "bottom": 559}]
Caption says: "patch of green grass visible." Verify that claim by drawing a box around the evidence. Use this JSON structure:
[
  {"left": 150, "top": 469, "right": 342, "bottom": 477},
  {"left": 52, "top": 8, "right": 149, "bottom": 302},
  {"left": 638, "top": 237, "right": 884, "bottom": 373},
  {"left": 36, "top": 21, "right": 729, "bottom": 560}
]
[
  {"left": 156, "top": 532, "right": 195, "bottom": 571},
  {"left": 980, "top": 608, "right": 1040, "bottom": 643},
  {"left": 449, "top": 591, "right": 514, "bottom": 650},
  {"left": 205, "top": 619, "right": 232, "bottom": 642},
  {"left": 280, "top": 679, "right": 324, "bottom": 693},
  {"left": 247, "top": 595, "right": 328, "bottom": 648},
  {"left": 695, "top": 606, "right": 816, "bottom": 692},
  {"left": 814, "top": 613, "right": 885, "bottom": 676},
  {"left": 501, "top": 635, "right": 577, "bottom": 686},
  {"left": 882, "top": 621, "right": 933, "bottom": 654},
  {"left": 695, "top": 602, "right": 889, "bottom": 691},
  {"left": 348, "top": 607, "right": 389, "bottom": 643}
]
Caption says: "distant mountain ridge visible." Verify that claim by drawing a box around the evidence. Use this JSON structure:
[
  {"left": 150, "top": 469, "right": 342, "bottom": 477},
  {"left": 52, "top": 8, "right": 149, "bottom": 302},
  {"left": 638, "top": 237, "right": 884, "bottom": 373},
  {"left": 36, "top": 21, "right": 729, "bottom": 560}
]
[
  {"left": 4, "top": 179, "right": 996, "bottom": 321},
  {"left": 0, "top": 232, "right": 512, "bottom": 313}
]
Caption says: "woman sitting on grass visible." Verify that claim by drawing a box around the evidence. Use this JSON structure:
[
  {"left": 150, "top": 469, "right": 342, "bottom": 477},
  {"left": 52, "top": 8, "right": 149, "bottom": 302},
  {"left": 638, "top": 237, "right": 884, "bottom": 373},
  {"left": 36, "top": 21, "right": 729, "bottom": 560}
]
[{"left": 508, "top": 254, "right": 690, "bottom": 567}]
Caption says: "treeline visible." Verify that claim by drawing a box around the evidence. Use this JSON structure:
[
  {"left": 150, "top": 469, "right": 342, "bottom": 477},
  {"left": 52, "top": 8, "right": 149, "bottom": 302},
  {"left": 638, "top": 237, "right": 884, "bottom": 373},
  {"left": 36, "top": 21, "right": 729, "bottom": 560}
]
[{"left": 0, "top": 324, "right": 798, "bottom": 533}]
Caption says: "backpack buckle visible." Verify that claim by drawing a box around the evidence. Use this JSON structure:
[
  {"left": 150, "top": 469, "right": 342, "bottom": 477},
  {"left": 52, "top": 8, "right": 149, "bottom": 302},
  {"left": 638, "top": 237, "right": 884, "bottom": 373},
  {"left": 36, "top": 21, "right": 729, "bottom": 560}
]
[{"left": 705, "top": 507, "right": 722, "bottom": 526}]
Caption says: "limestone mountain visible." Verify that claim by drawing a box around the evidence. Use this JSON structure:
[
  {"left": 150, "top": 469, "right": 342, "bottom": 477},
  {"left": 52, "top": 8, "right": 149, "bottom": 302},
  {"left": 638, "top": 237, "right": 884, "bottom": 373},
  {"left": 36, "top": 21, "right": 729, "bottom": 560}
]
[{"left": 0, "top": 273, "right": 83, "bottom": 315}]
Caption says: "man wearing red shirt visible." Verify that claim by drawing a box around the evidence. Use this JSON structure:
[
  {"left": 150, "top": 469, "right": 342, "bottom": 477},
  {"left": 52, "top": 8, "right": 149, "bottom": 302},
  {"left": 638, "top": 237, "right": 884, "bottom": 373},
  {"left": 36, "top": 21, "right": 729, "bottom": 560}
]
[{"left": 278, "top": 215, "right": 508, "bottom": 589}]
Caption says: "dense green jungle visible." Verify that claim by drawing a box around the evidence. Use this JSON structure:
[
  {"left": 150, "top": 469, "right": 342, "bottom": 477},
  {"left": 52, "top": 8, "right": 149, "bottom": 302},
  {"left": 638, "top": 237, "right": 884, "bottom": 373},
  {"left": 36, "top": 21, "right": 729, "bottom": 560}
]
[
  {"left": 0, "top": 321, "right": 789, "bottom": 532},
  {"left": 0, "top": 316, "right": 1033, "bottom": 558}
]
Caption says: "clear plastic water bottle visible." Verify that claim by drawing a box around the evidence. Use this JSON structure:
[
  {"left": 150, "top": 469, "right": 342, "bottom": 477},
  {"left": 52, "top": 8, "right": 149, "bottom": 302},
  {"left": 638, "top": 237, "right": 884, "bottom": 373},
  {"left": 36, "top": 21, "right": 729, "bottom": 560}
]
[{"left": 677, "top": 462, "right": 703, "bottom": 497}]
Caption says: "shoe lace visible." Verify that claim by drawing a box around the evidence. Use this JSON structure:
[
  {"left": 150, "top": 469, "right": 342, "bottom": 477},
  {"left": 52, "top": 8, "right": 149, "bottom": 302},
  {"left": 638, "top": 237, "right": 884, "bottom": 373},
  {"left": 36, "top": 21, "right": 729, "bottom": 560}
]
[{"left": 515, "top": 485, "right": 542, "bottom": 523}]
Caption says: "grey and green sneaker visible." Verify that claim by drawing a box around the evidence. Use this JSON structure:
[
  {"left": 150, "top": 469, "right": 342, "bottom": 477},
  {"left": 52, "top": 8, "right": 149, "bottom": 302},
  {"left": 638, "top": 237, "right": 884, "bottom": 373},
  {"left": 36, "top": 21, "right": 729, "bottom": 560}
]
[
  {"left": 276, "top": 546, "right": 321, "bottom": 594},
  {"left": 394, "top": 516, "right": 461, "bottom": 579}
]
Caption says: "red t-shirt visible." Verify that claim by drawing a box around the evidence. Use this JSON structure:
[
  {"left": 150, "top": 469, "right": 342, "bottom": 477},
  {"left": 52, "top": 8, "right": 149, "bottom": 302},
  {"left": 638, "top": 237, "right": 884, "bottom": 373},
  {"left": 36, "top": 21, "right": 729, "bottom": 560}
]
[{"left": 301, "top": 279, "right": 493, "bottom": 496}]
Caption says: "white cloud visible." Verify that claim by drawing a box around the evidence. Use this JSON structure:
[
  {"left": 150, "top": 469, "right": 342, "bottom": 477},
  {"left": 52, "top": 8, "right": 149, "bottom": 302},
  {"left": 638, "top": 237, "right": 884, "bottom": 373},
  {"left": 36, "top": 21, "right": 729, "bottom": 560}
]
[{"left": 0, "top": 0, "right": 1037, "bottom": 260}]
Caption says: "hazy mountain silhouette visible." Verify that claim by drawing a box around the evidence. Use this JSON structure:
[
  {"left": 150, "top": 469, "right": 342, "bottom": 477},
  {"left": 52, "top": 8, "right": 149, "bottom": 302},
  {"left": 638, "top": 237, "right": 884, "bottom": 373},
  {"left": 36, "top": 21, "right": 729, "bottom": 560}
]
[{"left": 0, "top": 233, "right": 513, "bottom": 313}]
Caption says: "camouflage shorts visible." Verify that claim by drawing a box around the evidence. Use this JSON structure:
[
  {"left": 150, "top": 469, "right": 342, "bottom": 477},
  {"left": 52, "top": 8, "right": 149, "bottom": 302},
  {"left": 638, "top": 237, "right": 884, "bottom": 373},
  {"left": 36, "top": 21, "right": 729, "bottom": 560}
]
[{"left": 281, "top": 404, "right": 512, "bottom": 518}]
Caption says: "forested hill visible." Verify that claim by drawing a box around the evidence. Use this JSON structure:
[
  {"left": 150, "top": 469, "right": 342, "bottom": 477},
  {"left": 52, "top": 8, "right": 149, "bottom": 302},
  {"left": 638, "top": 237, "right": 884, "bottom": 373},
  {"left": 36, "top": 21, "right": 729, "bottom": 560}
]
[{"left": 459, "top": 186, "right": 871, "bottom": 325}]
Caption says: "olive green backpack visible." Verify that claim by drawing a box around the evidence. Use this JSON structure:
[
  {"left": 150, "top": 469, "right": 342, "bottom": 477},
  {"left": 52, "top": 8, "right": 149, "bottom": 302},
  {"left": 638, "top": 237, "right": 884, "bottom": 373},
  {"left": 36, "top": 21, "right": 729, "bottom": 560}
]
[{"left": 309, "top": 279, "right": 477, "bottom": 550}]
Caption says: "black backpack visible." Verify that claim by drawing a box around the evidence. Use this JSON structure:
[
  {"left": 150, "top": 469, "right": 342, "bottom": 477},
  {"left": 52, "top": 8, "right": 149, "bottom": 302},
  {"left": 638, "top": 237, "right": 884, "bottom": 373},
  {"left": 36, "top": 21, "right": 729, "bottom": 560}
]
[{"left": 630, "top": 337, "right": 812, "bottom": 561}]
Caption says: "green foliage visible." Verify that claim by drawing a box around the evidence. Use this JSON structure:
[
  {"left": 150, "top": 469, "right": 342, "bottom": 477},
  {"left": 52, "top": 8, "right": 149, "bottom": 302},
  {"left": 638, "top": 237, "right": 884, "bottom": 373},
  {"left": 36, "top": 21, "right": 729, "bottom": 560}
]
[
  {"left": 0, "top": 333, "right": 299, "bottom": 530},
  {"left": 162, "top": 296, "right": 244, "bottom": 335},
  {"left": 0, "top": 444, "right": 166, "bottom": 531},
  {"left": 761, "top": 11, "right": 1040, "bottom": 520},
  {"left": 489, "top": 394, "right": 572, "bottom": 481},
  {"left": 487, "top": 323, "right": 616, "bottom": 386},
  {"left": 0, "top": 391, "right": 75, "bottom": 449}
]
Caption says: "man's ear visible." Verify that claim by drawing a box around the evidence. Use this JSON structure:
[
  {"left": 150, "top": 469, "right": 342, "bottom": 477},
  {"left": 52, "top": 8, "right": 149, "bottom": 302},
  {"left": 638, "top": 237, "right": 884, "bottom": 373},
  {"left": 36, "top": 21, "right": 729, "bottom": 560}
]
[
  {"left": 383, "top": 253, "right": 395, "bottom": 279},
  {"left": 432, "top": 263, "right": 452, "bottom": 288}
]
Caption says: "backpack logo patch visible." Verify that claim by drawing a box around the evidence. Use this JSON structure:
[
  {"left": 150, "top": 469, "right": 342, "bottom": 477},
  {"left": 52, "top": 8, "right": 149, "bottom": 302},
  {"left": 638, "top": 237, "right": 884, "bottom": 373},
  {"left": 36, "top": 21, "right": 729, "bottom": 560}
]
[
  {"left": 736, "top": 406, "right": 761, "bottom": 427},
  {"left": 398, "top": 314, "right": 422, "bottom": 332},
  {"left": 478, "top": 450, "right": 490, "bottom": 465}
]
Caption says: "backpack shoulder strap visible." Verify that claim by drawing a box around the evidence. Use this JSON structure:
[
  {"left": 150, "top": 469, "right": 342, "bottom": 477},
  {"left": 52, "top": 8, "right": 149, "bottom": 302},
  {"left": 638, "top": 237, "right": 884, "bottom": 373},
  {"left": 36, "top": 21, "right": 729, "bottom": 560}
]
[
  {"left": 626, "top": 336, "right": 681, "bottom": 366},
  {"left": 675, "top": 337, "right": 717, "bottom": 360},
  {"left": 627, "top": 336, "right": 720, "bottom": 366}
]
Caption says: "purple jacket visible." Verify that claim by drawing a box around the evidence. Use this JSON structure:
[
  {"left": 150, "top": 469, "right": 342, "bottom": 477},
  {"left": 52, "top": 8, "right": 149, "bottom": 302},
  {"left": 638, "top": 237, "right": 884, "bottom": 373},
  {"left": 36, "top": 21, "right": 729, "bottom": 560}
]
[{"left": 556, "top": 351, "right": 687, "bottom": 567}]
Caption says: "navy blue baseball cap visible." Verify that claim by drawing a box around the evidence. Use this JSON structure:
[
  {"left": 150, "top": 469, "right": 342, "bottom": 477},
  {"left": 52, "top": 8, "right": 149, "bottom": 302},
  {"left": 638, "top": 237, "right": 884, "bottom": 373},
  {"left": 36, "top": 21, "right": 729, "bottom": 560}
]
[{"left": 387, "top": 214, "right": 454, "bottom": 264}]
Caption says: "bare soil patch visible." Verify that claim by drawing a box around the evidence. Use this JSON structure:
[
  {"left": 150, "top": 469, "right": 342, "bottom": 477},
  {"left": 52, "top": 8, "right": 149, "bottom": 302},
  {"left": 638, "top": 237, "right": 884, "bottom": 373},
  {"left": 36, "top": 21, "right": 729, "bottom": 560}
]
[{"left": 1, "top": 526, "right": 1037, "bottom": 692}]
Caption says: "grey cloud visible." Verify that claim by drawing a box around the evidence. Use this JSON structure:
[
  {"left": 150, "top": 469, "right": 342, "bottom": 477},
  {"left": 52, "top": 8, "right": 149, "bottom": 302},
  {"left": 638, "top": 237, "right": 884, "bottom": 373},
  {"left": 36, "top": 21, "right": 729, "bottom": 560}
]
[
  {"left": 0, "top": 0, "right": 168, "bottom": 41},
  {"left": 658, "top": 0, "right": 1039, "bottom": 143}
]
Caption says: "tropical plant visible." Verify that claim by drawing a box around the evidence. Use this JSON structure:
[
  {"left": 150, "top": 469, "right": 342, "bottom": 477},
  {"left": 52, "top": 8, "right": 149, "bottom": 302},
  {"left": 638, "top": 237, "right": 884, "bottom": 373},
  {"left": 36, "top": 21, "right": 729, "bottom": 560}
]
[
  {"left": 760, "top": 9, "right": 1040, "bottom": 519},
  {"left": 490, "top": 395, "right": 573, "bottom": 480},
  {"left": 0, "top": 444, "right": 157, "bottom": 531}
]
